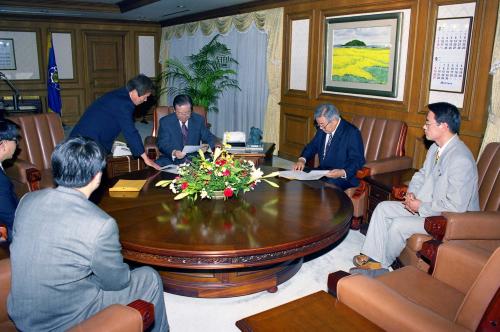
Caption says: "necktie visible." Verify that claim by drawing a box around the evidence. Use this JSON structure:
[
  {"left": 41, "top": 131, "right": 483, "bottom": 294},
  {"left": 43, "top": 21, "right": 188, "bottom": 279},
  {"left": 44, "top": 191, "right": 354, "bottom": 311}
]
[
  {"left": 323, "top": 134, "right": 333, "bottom": 159},
  {"left": 181, "top": 122, "right": 188, "bottom": 145},
  {"left": 434, "top": 149, "right": 440, "bottom": 165}
]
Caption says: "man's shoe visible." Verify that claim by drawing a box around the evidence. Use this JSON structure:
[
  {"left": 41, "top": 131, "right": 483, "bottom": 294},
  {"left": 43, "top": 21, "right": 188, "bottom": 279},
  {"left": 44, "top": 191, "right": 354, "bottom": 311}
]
[{"left": 353, "top": 254, "right": 381, "bottom": 269}]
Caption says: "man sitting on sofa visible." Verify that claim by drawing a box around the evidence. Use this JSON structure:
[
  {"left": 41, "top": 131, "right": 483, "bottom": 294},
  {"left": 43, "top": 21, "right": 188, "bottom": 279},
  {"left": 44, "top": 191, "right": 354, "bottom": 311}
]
[
  {"left": 156, "top": 94, "right": 216, "bottom": 166},
  {"left": 8, "top": 137, "right": 168, "bottom": 331},
  {"left": 353, "top": 102, "right": 480, "bottom": 270}
]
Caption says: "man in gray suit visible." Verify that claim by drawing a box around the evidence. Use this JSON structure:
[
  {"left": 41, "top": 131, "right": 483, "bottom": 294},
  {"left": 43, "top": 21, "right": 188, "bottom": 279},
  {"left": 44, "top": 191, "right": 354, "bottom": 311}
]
[
  {"left": 7, "top": 137, "right": 169, "bottom": 331},
  {"left": 353, "top": 102, "right": 479, "bottom": 269}
]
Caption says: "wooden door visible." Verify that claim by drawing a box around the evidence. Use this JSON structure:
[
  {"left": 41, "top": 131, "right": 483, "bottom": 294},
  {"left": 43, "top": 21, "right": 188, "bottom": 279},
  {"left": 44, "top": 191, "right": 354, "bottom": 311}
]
[{"left": 84, "top": 32, "right": 126, "bottom": 106}]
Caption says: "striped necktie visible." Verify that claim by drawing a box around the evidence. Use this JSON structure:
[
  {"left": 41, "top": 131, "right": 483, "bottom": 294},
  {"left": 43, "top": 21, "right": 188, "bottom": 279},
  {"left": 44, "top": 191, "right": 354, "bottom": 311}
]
[
  {"left": 181, "top": 122, "right": 188, "bottom": 145},
  {"left": 323, "top": 134, "right": 333, "bottom": 159}
]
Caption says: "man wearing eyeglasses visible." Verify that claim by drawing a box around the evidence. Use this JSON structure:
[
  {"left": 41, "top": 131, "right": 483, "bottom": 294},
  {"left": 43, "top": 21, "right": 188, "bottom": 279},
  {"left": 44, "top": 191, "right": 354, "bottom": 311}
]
[
  {"left": 292, "top": 103, "right": 365, "bottom": 190},
  {"left": 0, "top": 118, "right": 19, "bottom": 242},
  {"left": 156, "top": 94, "right": 216, "bottom": 166},
  {"left": 353, "top": 102, "right": 479, "bottom": 271}
]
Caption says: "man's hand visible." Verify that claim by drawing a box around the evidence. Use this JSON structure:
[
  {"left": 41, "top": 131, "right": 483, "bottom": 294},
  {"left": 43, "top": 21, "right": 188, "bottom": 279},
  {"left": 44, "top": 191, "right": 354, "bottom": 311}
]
[
  {"left": 0, "top": 225, "right": 7, "bottom": 242},
  {"left": 200, "top": 144, "right": 209, "bottom": 153},
  {"left": 292, "top": 159, "right": 305, "bottom": 171},
  {"left": 141, "top": 153, "right": 161, "bottom": 170},
  {"left": 403, "top": 192, "right": 420, "bottom": 214},
  {"left": 325, "top": 169, "right": 345, "bottom": 178},
  {"left": 172, "top": 150, "right": 186, "bottom": 160}
]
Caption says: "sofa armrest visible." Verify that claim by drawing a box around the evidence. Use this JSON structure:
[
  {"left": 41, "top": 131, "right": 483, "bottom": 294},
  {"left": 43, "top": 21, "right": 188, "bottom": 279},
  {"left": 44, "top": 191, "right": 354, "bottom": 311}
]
[
  {"left": 337, "top": 273, "right": 468, "bottom": 332},
  {"left": 392, "top": 184, "right": 408, "bottom": 201},
  {"left": 0, "top": 259, "right": 11, "bottom": 323},
  {"left": 442, "top": 211, "right": 500, "bottom": 241},
  {"left": 4, "top": 159, "right": 42, "bottom": 191},
  {"left": 68, "top": 300, "right": 154, "bottom": 332},
  {"left": 144, "top": 136, "right": 159, "bottom": 160},
  {"left": 362, "top": 156, "right": 413, "bottom": 177}
]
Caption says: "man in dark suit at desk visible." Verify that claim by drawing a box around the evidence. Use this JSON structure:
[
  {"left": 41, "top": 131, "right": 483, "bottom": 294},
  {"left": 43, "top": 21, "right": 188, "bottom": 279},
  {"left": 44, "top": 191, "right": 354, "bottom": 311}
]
[
  {"left": 292, "top": 103, "right": 365, "bottom": 190},
  {"left": 70, "top": 74, "right": 160, "bottom": 170},
  {"left": 0, "top": 118, "right": 19, "bottom": 242},
  {"left": 156, "top": 94, "right": 216, "bottom": 166}
]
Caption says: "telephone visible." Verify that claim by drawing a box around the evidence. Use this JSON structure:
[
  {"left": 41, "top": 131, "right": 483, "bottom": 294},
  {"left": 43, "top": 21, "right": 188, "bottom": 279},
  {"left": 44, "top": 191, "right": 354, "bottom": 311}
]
[{"left": 112, "top": 141, "right": 132, "bottom": 157}]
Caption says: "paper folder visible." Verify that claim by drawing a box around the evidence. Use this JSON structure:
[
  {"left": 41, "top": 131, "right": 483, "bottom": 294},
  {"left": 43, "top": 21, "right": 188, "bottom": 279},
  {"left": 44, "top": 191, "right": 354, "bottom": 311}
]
[{"left": 109, "top": 179, "right": 147, "bottom": 192}]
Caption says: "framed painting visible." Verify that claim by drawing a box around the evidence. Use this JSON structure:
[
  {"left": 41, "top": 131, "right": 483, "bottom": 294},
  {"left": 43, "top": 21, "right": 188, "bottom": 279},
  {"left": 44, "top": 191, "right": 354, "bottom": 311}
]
[
  {"left": 324, "top": 12, "right": 402, "bottom": 97},
  {"left": 0, "top": 38, "right": 16, "bottom": 70}
]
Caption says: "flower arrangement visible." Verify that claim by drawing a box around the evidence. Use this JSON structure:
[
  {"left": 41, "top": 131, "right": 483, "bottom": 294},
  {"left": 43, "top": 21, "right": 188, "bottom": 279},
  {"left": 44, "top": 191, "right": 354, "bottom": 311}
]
[{"left": 156, "top": 146, "right": 279, "bottom": 200}]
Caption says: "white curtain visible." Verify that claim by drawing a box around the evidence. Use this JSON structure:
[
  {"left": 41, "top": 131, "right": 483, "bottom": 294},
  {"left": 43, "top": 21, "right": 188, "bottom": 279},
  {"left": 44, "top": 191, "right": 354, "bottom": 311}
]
[{"left": 166, "top": 24, "right": 268, "bottom": 139}]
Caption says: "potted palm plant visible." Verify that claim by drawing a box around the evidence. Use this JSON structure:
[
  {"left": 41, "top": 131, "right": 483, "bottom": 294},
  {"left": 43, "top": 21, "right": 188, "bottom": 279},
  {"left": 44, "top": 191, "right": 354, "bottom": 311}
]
[{"left": 157, "top": 34, "right": 240, "bottom": 113}]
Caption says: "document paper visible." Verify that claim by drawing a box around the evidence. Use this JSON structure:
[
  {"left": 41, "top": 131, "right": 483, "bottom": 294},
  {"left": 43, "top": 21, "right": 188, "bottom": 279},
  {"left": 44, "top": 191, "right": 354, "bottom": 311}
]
[
  {"left": 279, "top": 170, "right": 329, "bottom": 181},
  {"left": 182, "top": 145, "right": 201, "bottom": 154}
]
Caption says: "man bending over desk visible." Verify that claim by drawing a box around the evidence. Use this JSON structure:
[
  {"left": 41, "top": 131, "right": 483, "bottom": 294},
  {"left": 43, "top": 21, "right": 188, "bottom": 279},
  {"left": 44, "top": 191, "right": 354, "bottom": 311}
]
[{"left": 8, "top": 137, "right": 169, "bottom": 331}]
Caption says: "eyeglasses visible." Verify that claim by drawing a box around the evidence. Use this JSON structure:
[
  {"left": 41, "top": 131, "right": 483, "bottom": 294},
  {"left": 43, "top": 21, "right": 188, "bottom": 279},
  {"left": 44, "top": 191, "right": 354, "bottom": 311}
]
[
  {"left": 316, "top": 120, "right": 332, "bottom": 129},
  {"left": 176, "top": 111, "right": 191, "bottom": 117},
  {"left": 424, "top": 121, "right": 440, "bottom": 128}
]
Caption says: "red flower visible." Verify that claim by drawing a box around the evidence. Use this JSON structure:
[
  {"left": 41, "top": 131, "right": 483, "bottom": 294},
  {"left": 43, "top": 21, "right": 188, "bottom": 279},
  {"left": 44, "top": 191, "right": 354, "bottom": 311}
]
[
  {"left": 223, "top": 187, "right": 233, "bottom": 197},
  {"left": 222, "top": 169, "right": 231, "bottom": 176},
  {"left": 216, "top": 159, "right": 227, "bottom": 166},
  {"left": 181, "top": 182, "right": 189, "bottom": 190}
]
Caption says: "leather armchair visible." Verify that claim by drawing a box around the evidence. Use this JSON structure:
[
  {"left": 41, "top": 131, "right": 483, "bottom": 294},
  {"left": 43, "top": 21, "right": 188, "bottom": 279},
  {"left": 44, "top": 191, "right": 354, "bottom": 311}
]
[
  {"left": 0, "top": 258, "right": 154, "bottom": 331},
  {"left": 336, "top": 241, "right": 500, "bottom": 332},
  {"left": 144, "top": 105, "right": 209, "bottom": 160},
  {"left": 4, "top": 113, "right": 65, "bottom": 196},
  {"left": 310, "top": 115, "right": 412, "bottom": 228},
  {"left": 399, "top": 142, "right": 500, "bottom": 271}
]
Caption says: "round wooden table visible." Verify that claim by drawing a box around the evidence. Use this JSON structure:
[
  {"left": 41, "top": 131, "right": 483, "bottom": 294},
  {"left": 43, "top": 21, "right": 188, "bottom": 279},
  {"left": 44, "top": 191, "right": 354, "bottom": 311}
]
[{"left": 94, "top": 168, "right": 353, "bottom": 298}]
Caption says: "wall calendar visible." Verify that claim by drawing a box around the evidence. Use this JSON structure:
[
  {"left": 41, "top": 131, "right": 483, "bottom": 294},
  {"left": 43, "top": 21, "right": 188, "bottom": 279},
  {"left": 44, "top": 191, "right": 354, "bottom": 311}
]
[{"left": 430, "top": 17, "right": 472, "bottom": 93}]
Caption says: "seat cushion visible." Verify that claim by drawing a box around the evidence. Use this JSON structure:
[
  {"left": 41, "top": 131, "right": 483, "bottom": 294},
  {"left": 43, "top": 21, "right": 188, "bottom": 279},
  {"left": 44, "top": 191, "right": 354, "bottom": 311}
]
[{"left": 377, "top": 266, "right": 465, "bottom": 321}]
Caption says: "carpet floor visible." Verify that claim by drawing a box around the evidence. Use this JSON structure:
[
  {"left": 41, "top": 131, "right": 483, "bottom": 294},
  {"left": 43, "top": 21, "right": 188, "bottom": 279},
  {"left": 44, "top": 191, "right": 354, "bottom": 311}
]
[{"left": 162, "top": 230, "right": 364, "bottom": 332}]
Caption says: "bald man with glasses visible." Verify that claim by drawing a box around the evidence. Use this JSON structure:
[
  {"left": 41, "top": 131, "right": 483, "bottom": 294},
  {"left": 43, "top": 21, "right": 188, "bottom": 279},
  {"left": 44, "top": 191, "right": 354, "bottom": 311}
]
[{"left": 292, "top": 103, "right": 365, "bottom": 190}]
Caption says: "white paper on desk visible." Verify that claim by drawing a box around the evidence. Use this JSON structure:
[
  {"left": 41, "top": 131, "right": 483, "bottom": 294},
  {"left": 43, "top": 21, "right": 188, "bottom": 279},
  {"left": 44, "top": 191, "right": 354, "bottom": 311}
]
[
  {"left": 182, "top": 145, "right": 201, "bottom": 154},
  {"left": 279, "top": 170, "right": 329, "bottom": 181},
  {"left": 159, "top": 164, "right": 179, "bottom": 174}
]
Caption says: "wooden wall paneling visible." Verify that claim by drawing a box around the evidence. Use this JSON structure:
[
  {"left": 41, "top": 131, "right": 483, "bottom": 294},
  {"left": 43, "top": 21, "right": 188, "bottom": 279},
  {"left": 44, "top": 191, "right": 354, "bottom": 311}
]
[
  {"left": 279, "top": 0, "right": 499, "bottom": 167},
  {"left": 47, "top": 27, "right": 79, "bottom": 85},
  {"left": 279, "top": 104, "right": 314, "bottom": 159},
  {"left": 60, "top": 90, "right": 84, "bottom": 125}
]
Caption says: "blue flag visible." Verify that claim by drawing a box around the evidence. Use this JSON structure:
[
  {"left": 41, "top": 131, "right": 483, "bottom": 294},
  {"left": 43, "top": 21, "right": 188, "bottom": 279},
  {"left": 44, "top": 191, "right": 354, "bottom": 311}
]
[{"left": 47, "top": 34, "right": 62, "bottom": 115}]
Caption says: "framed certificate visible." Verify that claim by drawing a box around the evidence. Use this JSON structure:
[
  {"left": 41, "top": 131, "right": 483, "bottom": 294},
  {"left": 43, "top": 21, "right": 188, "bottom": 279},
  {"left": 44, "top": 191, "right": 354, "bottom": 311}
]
[
  {"left": 0, "top": 38, "right": 16, "bottom": 70},
  {"left": 430, "top": 17, "right": 472, "bottom": 93}
]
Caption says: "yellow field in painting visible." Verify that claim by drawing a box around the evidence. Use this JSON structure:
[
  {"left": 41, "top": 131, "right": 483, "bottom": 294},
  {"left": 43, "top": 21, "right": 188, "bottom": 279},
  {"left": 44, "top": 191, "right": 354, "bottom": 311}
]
[{"left": 332, "top": 47, "right": 390, "bottom": 81}]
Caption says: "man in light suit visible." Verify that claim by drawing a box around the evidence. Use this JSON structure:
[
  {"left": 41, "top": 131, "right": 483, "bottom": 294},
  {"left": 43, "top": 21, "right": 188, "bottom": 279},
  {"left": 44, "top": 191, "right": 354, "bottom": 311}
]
[
  {"left": 354, "top": 102, "right": 479, "bottom": 269},
  {"left": 292, "top": 103, "right": 365, "bottom": 190},
  {"left": 156, "top": 94, "right": 216, "bottom": 166},
  {"left": 8, "top": 137, "right": 168, "bottom": 331},
  {"left": 0, "top": 119, "right": 19, "bottom": 242}
]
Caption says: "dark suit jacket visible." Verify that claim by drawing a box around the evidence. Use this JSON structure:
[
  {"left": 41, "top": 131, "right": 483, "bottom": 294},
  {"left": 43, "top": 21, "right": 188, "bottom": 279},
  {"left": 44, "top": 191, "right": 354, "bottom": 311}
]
[
  {"left": 301, "top": 118, "right": 365, "bottom": 189},
  {"left": 156, "top": 112, "right": 215, "bottom": 166},
  {"left": 70, "top": 88, "right": 144, "bottom": 156},
  {"left": 0, "top": 167, "right": 18, "bottom": 242}
]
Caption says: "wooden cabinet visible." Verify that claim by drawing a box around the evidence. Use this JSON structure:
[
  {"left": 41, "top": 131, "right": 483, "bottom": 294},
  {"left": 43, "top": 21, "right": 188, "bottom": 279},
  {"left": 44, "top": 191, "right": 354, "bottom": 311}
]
[
  {"left": 364, "top": 169, "right": 416, "bottom": 222},
  {"left": 106, "top": 156, "right": 145, "bottom": 178}
]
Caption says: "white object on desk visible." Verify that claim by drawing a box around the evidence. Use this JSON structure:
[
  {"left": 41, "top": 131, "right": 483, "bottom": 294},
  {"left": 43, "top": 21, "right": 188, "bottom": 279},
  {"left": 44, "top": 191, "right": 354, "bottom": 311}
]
[
  {"left": 223, "top": 131, "right": 246, "bottom": 146},
  {"left": 182, "top": 145, "right": 201, "bottom": 154},
  {"left": 112, "top": 141, "right": 132, "bottom": 157},
  {"left": 160, "top": 164, "right": 179, "bottom": 174},
  {"left": 279, "top": 170, "right": 329, "bottom": 181}
]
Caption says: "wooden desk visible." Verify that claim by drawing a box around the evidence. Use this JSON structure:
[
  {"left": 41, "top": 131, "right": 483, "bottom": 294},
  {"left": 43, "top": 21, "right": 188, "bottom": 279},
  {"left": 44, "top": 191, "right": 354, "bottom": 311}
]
[
  {"left": 235, "top": 291, "right": 382, "bottom": 332},
  {"left": 364, "top": 168, "right": 416, "bottom": 222},
  {"left": 94, "top": 168, "right": 352, "bottom": 298},
  {"left": 230, "top": 143, "right": 275, "bottom": 166}
]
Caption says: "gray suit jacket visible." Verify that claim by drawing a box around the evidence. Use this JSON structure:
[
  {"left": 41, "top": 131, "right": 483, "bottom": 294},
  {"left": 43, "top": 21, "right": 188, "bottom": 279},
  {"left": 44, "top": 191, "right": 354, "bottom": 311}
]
[
  {"left": 7, "top": 186, "right": 131, "bottom": 331},
  {"left": 408, "top": 136, "right": 480, "bottom": 217}
]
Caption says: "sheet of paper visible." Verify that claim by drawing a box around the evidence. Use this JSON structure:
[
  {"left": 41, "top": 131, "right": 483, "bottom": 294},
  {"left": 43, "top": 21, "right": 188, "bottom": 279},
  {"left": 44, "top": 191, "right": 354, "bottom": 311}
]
[
  {"left": 278, "top": 170, "right": 329, "bottom": 181},
  {"left": 109, "top": 179, "right": 147, "bottom": 192},
  {"left": 182, "top": 145, "right": 201, "bottom": 154},
  {"left": 159, "top": 164, "right": 179, "bottom": 174}
]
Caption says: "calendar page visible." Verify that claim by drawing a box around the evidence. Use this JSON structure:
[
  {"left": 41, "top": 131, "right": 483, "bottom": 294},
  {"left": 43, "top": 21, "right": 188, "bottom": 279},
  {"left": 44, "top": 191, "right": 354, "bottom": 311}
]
[{"left": 430, "top": 17, "right": 472, "bottom": 93}]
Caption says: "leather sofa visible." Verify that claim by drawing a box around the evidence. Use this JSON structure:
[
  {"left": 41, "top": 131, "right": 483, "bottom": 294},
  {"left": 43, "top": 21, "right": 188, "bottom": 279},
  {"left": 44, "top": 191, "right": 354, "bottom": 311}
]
[
  {"left": 4, "top": 113, "right": 64, "bottom": 196},
  {"left": 0, "top": 258, "right": 154, "bottom": 331},
  {"left": 399, "top": 142, "right": 500, "bottom": 270},
  {"left": 336, "top": 241, "right": 500, "bottom": 332},
  {"left": 310, "top": 115, "right": 412, "bottom": 228},
  {"left": 144, "top": 105, "right": 209, "bottom": 160}
]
